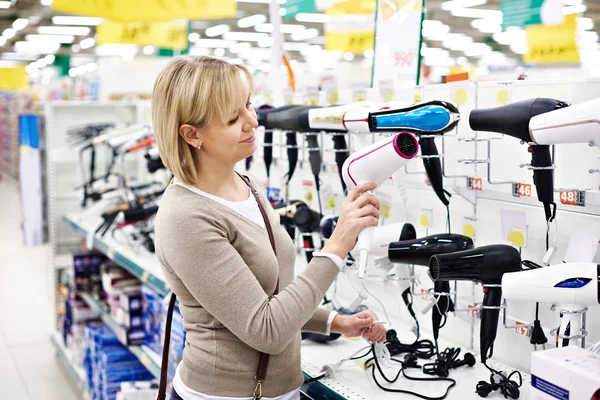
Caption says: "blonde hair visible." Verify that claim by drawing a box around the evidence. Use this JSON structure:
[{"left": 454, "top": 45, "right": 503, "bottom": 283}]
[{"left": 151, "top": 56, "right": 254, "bottom": 185}]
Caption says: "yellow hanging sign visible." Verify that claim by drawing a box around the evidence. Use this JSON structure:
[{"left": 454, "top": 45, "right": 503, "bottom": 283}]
[
  {"left": 0, "top": 67, "right": 28, "bottom": 90},
  {"left": 325, "top": 30, "right": 374, "bottom": 54},
  {"left": 523, "top": 15, "right": 580, "bottom": 65},
  {"left": 97, "top": 22, "right": 188, "bottom": 50},
  {"left": 51, "top": 0, "right": 236, "bottom": 22}
]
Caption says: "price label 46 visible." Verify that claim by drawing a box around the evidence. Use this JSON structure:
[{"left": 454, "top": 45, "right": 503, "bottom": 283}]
[{"left": 518, "top": 183, "right": 531, "bottom": 197}]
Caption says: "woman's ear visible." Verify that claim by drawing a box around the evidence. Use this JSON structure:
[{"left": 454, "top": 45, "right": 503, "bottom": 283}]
[{"left": 179, "top": 124, "right": 202, "bottom": 148}]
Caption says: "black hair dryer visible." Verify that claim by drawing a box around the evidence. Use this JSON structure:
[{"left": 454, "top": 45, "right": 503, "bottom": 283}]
[{"left": 429, "top": 245, "right": 522, "bottom": 363}]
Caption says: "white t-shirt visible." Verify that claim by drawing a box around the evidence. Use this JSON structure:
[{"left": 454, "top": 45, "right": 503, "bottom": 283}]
[{"left": 171, "top": 181, "right": 342, "bottom": 400}]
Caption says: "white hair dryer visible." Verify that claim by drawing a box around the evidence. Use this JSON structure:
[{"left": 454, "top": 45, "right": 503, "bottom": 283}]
[
  {"left": 349, "top": 222, "right": 416, "bottom": 260},
  {"left": 502, "top": 262, "right": 600, "bottom": 347},
  {"left": 342, "top": 132, "right": 419, "bottom": 278},
  {"left": 530, "top": 97, "right": 600, "bottom": 146}
]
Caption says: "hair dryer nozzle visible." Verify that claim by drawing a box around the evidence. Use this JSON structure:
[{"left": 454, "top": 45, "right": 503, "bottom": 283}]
[{"left": 394, "top": 132, "right": 419, "bottom": 159}]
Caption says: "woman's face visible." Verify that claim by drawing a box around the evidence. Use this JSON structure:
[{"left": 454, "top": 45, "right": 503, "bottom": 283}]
[{"left": 198, "top": 81, "right": 258, "bottom": 166}]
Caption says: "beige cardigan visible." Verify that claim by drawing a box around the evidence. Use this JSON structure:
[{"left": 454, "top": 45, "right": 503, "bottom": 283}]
[{"left": 155, "top": 173, "right": 340, "bottom": 397}]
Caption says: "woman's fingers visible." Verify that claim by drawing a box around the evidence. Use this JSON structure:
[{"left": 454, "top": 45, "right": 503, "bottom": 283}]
[
  {"left": 354, "top": 192, "right": 380, "bottom": 210},
  {"left": 347, "top": 183, "right": 377, "bottom": 202}
]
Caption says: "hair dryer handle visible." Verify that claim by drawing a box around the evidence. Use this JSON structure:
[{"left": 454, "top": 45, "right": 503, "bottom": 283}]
[
  {"left": 530, "top": 145, "right": 554, "bottom": 205},
  {"left": 332, "top": 135, "right": 349, "bottom": 193},
  {"left": 306, "top": 135, "right": 322, "bottom": 177},
  {"left": 480, "top": 286, "right": 503, "bottom": 364},
  {"left": 432, "top": 280, "right": 451, "bottom": 341}
]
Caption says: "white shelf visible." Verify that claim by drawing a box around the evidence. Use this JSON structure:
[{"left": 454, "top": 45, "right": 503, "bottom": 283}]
[{"left": 50, "top": 331, "right": 89, "bottom": 398}]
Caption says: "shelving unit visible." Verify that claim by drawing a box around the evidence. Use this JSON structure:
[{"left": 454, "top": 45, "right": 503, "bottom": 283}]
[
  {"left": 61, "top": 208, "right": 532, "bottom": 399},
  {"left": 50, "top": 332, "right": 90, "bottom": 399}
]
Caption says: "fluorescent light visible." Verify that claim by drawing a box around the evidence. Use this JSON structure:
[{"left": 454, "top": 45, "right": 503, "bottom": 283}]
[
  {"left": 0, "top": 37, "right": 5, "bottom": 46},
  {"left": 44, "top": 54, "right": 55, "bottom": 63},
  {"left": 237, "top": 14, "right": 267, "bottom": 28},
  {"left": 3, "top": 28, "right": 16, "bottom": 39},
  {"left": 15, "top": 41, "right": 60, "bottom": 54},
  {"left": 0, "top": 61, "right": 25, "bottom": 67},
  {"left": 343, "top": 52, "right": 354, "bottom": 61},
  {"left": 363, "top": 48, "right": 374, "bottom": 59},
  {"left": 563, "top": 0, "right": 582, "bottom": 5},
  {"left": 95, "top": 44, "right": 139, "bottom": 57},
  {"left": 562, "top": 4, "right": 586, "bottom": 15},
  {"left": 38, "top": 26, "right": 91, "bottom": 35},
  {"left": 255, "top": 23, "right": 273, "bottom": 32},
  {"left": 80, "top": 37, "right": 96, "bottom": 49},
  {"left": 0, "top": 1, "right": 11, "bottom": 8},
  {"left": 295, "top": 13, "right": 329, "bottom": 23},
  {"left": 442, "top": 33, "right": 473, "bottom": 51},
  {"left": 279, "top": 8, "right": 287, "bottom": 17},
  {"left": 258, "top": 37, "right": 273, "bottom": 47},
  {"left": 86, "top": 62, "right": 97, "bottom": 72},
  {"left": 189, "top": 47, "right": 209, "bottom": 56},
  {"left": 283, "top": 42, "right": 309, "bottom": 51},
  {"left": 72, "top": 44, "right": 80, "bottom": 53},
  {"left": 68, "top": 68, "right": 76, "bottom": 77},
  {"left": 442, "top": 0, "right": 486, "bottom": 11},
  {"left": 471, "top": 18, "right": 501, "bottom": 29},
  {"left": 1, "top": 52, "right": 40, "bottom": 61},
  {"left": 451, "top": 7, "right": 502, "bottom": 19},
  {"left": 422, "top": 24, "right": 450, "bottom": 39},
  {"left": 577, "top": 18, "right": 594, "bottom": 31},
  {"left": 422, "top": 20, "right": 442, "bottom": 28},
  {"left": 26, "top": 34, "right": 74, "bottom": 44},
  {"left": 255, "top": 23, "right": 306, "bottom": 34},
  {"left": 493, "top": 29, "right": 526, "bottom": 45},
  {"left": 464, "top": 42, "right": 491, "bottom": 57},
  {"left": 291, "top": 28, "right": 318, "bottom": 41},
  {"left": 13, "top": 19, "right": 29, "bottom": 31},
  {"left": 579, "top": 31, "right": 599, "bottom": 43},
  {"left": 195, "top": 39, "right": 231, "bottom": 48},
  {"left": 205, "top": 24, "right": 230, "bottom": 37},
  {"left": 230, "top": 42, "right": 251, "bottom": 54},
  {"left": 143, "top": 45, "right": 155, "bottom": 55},
  {"left": 41, "top": 0, "right": 53, "bottom": 5},
  {"left": 214, "top": 48, "right": 225, "bottom": 57},
  {"left": 510, "top": 42, "right": 528, "bottom": 54},
  {"left": 223, "top": 32, "right": 268, "bottom": 42},
  {"left": 52, "top": 16, "right": 102, "bottom": 26},
  {"left": 188, "top": 32, "right": 200, "bottom": 42}
]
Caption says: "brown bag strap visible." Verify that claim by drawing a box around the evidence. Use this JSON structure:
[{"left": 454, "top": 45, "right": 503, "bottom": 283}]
[
  {"left": 157, "top": 173, "right": 279, "bottom": 400},
  {"left": 157, "top": 291, "right": 177, "bottom": 400}
]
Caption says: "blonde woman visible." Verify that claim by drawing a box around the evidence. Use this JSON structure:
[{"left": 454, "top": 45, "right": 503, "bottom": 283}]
[{"left": 152, "top": 56, "right": 386, "bottom": 400}]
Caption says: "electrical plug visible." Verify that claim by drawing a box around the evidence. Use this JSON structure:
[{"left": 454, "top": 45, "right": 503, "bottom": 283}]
[
  {"left": 374, "top": 342, "right": 391, "bottom": 367},
  {"left": 322, "top": 361, "right": 343, "bottom": 378},
  {"left": 529, "top": 320, "right": 548, "bottom": 350}
]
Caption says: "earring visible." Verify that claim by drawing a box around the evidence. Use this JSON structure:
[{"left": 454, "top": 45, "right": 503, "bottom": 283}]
[{"left": 197, "top": 143, "right": 201, "bottom": 149}]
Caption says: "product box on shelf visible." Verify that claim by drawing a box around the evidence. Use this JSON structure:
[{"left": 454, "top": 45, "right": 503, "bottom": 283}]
[
  {"left": 74, "top": 252, "right": 106, "bottom": 296},
  {"left": 102, "top": 263, "right": 139, "bottom": 296},
  {"left": 118, "top": 381, "right": 159, "bottom": 400},
  {"left": 531, "top": 346, "right": 600, "bottom": 399},
  {"left": 140, "top": 284, "right": 163, "bottom": 355}
]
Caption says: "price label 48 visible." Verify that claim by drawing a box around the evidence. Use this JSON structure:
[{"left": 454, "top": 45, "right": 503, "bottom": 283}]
[{"left": 559, "top": 190, "right": 585, "bottom": 207}]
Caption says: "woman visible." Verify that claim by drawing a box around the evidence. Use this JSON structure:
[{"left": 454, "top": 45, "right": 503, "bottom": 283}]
[{"left": 152, "top": 56, "right": 386, "bottom": 400}]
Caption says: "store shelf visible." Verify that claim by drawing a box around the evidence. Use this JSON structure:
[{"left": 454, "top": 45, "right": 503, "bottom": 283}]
[
  {"left": 63, "top": 213, "right": 169, "bottom": 296},
  {"left": 50, "top": 331, "right": 90, "bottom": 399},
  {"left": 78, "top": 292, "right": 162, "bottom": 379}
]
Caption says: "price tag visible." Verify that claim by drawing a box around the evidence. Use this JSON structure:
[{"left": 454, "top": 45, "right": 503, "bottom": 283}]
[
  {"left": 449, "top": 81, "right": 469, "bottom": 105},
  {"left": 501, "top": 208, "right": 528, "bottom": 248},
  {"left": 379, "top": 79, "right": 394, "bottom": 102},
  {"left": 378, "top": 192, "right": 392, "bottom": 221},
  {"left": 496, "top": 82, "right": 512, "bottom": 105},
  {"left": 463, "top": 216, "right": 477, "bottom": 239},
  {"left": 468, "top": 304, "right": 479, "bottom": 319},
  {"left": 518, "top": 183, "right": 532, "bottom": 197},
  {"left": 352, "top": 84, "right": 368, "bottom": 102},
  {"left": 419, "top": 208, "right": 433, "bottom": 228},
  {"left": 141, "top": 271, "right": 150, "bottom": 283},
  {"left": 323, "top": 79, "right": 339, "bottom": 106},
  {"left": 413, "top": 86, "right": 424, "bottom": 103},
  {"left": 468, "top": 177, "right": 483, "bottom": 191},
  {"left": 559, "top": 190, "right": 585, "bottom": 206},
  {"left": 305, "top": 86, "right": 319, "bottom": 106},
  {"left": 302, "top": 180, "right": 314, "bottom": 206},
  {"left": 420, "top": 288, "right": 431, "bottom": 301},
  {"left": 515, "top": 321, "right": 530, "bottom": 337}
]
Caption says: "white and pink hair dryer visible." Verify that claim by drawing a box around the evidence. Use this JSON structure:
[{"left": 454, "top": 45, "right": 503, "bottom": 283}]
[{"left": 342, "top": 132, "right": 419, "bottom": 278}]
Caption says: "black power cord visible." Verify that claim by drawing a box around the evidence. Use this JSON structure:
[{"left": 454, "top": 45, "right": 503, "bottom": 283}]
[
  {"left": 475, "top": 362, "right": 522, "bottom": 399},
  {"left": 422, "top": 347, "right": 475, "bottom": 378},
  {"left": 385, "top": 329, "right": 436, "bottom": 360}
]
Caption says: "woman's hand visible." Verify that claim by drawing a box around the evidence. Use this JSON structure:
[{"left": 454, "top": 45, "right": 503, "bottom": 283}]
[
  {"left": 331, "top": 310, "right": 387, "bottom": 343},
  {"left": 322, "top": 183, "right": 380, "bottom": 259}
]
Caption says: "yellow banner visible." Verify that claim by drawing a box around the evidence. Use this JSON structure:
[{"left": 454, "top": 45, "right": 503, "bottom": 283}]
[
  {"left": 51, "top": 0, "right": 236, "bottom": 22},
  {"left": 0, "top": 67, "right": 28, "bottom": 90},
  {"left": 326, "top": 0, "right": 376, "bottom": 15},
  {"left": 325, "top": 31, "right": 374, "bottom": 54},
  {"left": 97, "top": 22, "right": 188, "bottom": 50},
  {"left": 524, "top": 15, "right": 580, "bottom": 65}
]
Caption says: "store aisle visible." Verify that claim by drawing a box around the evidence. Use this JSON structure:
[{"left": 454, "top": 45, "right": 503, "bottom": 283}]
[{"left": 0, "top": 176, "right": 80, "bottom": 400}]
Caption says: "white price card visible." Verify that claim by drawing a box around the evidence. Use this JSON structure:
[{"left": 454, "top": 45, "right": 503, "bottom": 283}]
[
  {"left": 419, "top": 208, "right": 433, "bottom": 228},
  {"left": 500, "top": 208, "right": 527, "bottom": 248},
  {"left": 463, "top": 216, "right": 477, "bottom": 240}
]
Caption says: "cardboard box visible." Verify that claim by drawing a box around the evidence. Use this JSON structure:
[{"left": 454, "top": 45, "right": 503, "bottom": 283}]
[{"left": 531, "top": 346, "right": 600, "bottom": 400}]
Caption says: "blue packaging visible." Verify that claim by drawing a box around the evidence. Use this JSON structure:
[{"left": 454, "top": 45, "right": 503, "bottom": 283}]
[{"left": 141, "top": 284, "right": 163, "bottom": 355}]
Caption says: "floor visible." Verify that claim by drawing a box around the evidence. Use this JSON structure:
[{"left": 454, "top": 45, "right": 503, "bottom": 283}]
[{"left": 0, "top": 175, "right": 80, "bottom": 400}]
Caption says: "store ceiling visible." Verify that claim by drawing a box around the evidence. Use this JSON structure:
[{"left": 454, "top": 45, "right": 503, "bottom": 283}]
[{"left": 0, "top": 0, "right": 598, "bottom": 69}]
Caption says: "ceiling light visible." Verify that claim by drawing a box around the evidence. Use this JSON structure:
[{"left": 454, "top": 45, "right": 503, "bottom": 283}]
[
  {"left": 258, "top": 37, "right": 274, "bottom": 47},
  {"left": 0, "top": 1, "right": 11, "bottom": 9},
  {"left": 562, "top": 4, "right": 586, "bottom": 15},
  {"left": 363, "top": 48, "right": 374, "bottom": 59},
  {"left": 13, "top": 18, "right": 29, "bottom": 31},
  {"left": 237, "top": 14, "right": 267, "bottom": 28},
  {"left": 464, "top": 42, "right": 491, "bottom": 57},
  {"left": 75, "top": 65, "right": 86, "bottom": 75},
  {"left": 214, "top": 47, "right": 226, "bottom": 57},
  {"left": 52, "top": 16, "right": 102, "bottom": 26},
  {"left": 422, "top": 24, "right": 450, "bottom": 39},
  {"left": 143, "top": 45, "right": 155, "bottom": 55},
  {"left": 3, "top": 28, "right": 16, "bottom": 39},
  {"left": 291, "top": 28, "right": 318, "bottom": 41},
  {"left": 205, "top": 24, "right": 230, "bottom": 37},
  {"left": 94, "top": 44, "right": 139, "bottom": 57},
  {"left": 563, "top": 0, "right": 582, "bottom": 5},
  {"left": 223, "top": 32, "right": 268, "bottom": 42},
  {"left": 72, "top": 44, "right": 80, "bottom": 53},
  {"left": 442, "top": 0, "right": 486, "bottom": 11},
  {"left": 44, "top": 54, "right": 55, "bottom": 64},
  {"left": 283, "top": 42, "right": 309, "bottom": 51},
  {"left": 0, "top": 37, "right": 5, "bottom": 47},
  {"left": 280, "top": 24, "right": 306, "bottom": 34},
  {"left": 15, "top": 41, "right": 60, "bottom": 54},
  {"left": 510, "top": 42, "right": 528, "bottom": 54},
  {"left": 471, "top": 18, "right": 502, "bottom": 29},
  {"left": 68, "top": 68, "right": 76, "bottom": 77},
  {"left": 80, "top": 37, "right": 96, "bottom": 49},
  {"left": 579, "top": 31, "right": 599, "bottom": 43},
  {"left": 189, "top": 47, "right": 209, "bottom": 56},
  {"left": 422, "top": 20, "right": 442, "bottom": 28},
  {"left": 255, "top": 23, "right": 273, "bottom": 33},
  {"left": 86, "top": 62, "right": 97, "bottom": 72},
  {"left": 456, "top": 56, "right": 468, "bottom": 66},
  {"left": 195, "top": 38, "right": 231, "bottom": 48},
  {"left": 295, "top": 13, "right": 329, "bottom": 23},
  {"left": 577, "top": 17, "right": 594, "bottom": 31},
  {"left": 230, "top": 42, "right": 251, "bottom": 54},
  {"left": 343, "top": 52, "right": 354, "bottom": 61},
  {"left": 38, "top": 26, "right": 91, "bottom": 35},
  {"left": 493, "top": 29, "right": 526, "bottom": 45},
  {"left": 188, "top": 32, "right": 200, "bottom": 42},
  {"left": 26, "top": 34, "right": 75, "bottom": 43},
  {"left": 279, "top": 8, "right": 287, "bottom": 16},
  {"left": 442, "top": 33, "right": 473, "bottom": 51},
  {"left": 41, "top": 0, "right": 53, "bottom": 5},
  {"left": 1, "top": 52, "right": 40, "bottom": 61},
  {"left": 451, "top": 7, "right": 502, "bottom": 19}
]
